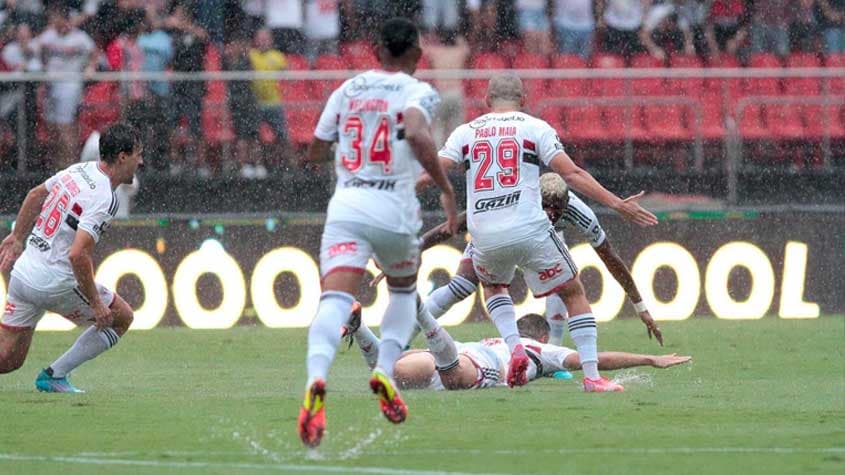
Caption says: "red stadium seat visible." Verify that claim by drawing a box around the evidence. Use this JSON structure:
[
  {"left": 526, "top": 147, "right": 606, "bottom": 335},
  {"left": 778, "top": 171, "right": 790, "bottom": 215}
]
[
  {"left": 313, "top": 54, "right": 347, "bottom": 98},
  {"left": 513, "top": 53, "right": 548, "bottom": 106},
  {"left": 737, "top": 54, "right": 781, "bottom": 139},
  {"left": 592, "top": 54, "right": 626, "bottom": 140},
  {"left": 546, "top": 55, "right": 603, "bottom": 142},
  {"left": 814, "top": 54, "right": 845, "bottom": 138},
  {"left": 670, "top": 55, "right": 723, "bottom": 139},
  {"left": 280, "top": 54, "right": 311, "bottom": 99},
  {"left": 466, "top": 53, "right": 508, "bottom": 99},
  {"left": 78, "top": 82, "right": 120, "bottom": 143}
]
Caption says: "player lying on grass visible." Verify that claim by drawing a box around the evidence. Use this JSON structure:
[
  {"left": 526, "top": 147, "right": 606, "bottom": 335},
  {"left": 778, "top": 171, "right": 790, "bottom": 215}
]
[
  {"left": 373, "top": 172, "right": 662, "bottom": 348},
  {"left": 0, "top": 123, "right": 143, "bottom": 393},
  {"left": 343, "top": 304, "right": 690, "bottom": 390}
]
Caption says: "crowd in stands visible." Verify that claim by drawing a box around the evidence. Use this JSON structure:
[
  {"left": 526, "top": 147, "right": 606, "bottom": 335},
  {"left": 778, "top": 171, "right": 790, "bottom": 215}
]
[{"left": 0, "top": 1, "right": 842, "bottom": 177}]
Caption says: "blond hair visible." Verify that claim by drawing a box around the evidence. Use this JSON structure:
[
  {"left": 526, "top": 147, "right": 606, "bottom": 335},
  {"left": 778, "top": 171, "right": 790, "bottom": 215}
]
[
  {"left": 486, "top": 74, "right": 524, "bottom": 106},
  {"left": 540, "top": 173, "right": 568, "bottom": 205}
]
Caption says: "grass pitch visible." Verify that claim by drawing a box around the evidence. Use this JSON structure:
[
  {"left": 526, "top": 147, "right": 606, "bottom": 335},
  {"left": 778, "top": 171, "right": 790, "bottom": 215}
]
[{"left": 1, "top": 318, "right": 843, "bottom": 475}]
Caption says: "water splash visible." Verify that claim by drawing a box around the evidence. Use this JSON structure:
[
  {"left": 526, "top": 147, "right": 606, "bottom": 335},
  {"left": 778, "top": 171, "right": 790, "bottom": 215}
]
[{"left": 610, "top": 370, "right": 654, "bottom": 387}]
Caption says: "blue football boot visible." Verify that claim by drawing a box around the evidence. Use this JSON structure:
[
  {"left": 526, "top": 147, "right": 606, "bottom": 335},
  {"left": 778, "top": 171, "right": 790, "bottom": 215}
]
[{"left": 35, "top": 368, "right": 85, "bottom": 393}]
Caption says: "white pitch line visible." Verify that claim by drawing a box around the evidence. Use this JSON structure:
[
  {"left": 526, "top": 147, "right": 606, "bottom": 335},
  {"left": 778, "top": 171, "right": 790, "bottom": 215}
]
[
  {"left": 379, "top": 447, "right": 845, "bottom": 456},
  {"left": 0, "top": 453, "right": 504, "bottom": 475}
]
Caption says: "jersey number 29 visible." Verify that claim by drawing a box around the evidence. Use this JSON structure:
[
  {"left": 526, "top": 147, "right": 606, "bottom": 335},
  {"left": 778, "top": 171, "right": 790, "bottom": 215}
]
[
  {"left": 341, "top": 114, "right": 392, "bottom": 173},
  {"left": 471, "top": 138, "right": 520, "bottom": 191}
]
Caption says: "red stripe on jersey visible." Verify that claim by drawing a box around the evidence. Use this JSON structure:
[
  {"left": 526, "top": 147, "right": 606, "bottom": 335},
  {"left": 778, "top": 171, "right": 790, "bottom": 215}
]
[
  {"left": 461, "top": 144, "right": 469, "bottom": 157},
  {"left": 72, "top": 203, "right": 83, "bottom": 216},
  {"left": 523, "top": 139, "right": 536, "bottom": 152},
  {"left": 396, "top": 112, "right": 403, "bottom": 124}
]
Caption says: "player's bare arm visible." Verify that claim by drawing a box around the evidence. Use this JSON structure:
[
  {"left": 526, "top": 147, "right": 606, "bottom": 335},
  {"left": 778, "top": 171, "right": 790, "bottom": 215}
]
[
  {"left": 404, "top": 108, "right": 459, "bottom": 234},
  {"left": 68, "top": 231, "right": 111, "bottom": 330},
  {"left": 548, "top": 151, "right": 658, "bottom": 227},
  {"left": 0, "top": 184, "right": 50, "bottom": 271},
  {"left": 421, "top": 211, "right": 468, "bottom": 252},
  {"left": 306, "top": 138, "right": 334, "bottom": 162},
  {"left": 564, "top": 352, "right": 691, "bottom": 371},
  {"left": 594, "top": 240, "right": 663, "bottom": 345}
]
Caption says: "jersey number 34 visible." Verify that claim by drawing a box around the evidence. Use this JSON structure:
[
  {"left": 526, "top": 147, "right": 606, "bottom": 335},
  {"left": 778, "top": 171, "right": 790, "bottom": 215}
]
[{"left": 341, "top": 114, "right": 392, "bottom": 173}]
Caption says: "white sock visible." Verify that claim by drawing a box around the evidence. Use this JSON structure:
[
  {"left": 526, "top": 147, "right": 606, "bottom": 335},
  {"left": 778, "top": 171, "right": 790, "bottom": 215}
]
[
  {"left": 486, "top": 294, "right": 521, "bottom": 353},
  {"left": 306, "top": 291, "right": 355, "bottom": 385},
  {"left": 49, "top": 326, "right": 120, "bottom": 378},
  {"left": 545, "top": 294, "right": 569, "bottom": 346},
  {"left": 353, "top": 322, "right": 381, "bottom": 370},
  {"left": 376, "top": 283, "right": 417, "bottom": 378},
  {"left": 416, "top": 299, "right": 458, "bottom": 370},
  {"left": 427, "top": 275, "right": 476, "bottom": 318},
  {"left": 568, "top": 313, "right": 600, "bottom": 379}
]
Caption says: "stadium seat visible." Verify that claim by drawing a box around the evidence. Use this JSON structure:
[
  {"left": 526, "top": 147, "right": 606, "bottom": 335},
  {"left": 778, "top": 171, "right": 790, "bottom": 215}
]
[
  {"left": 592, "top": 54, "right": 626, "bottom": 141},
  {"left": 782, "top": 54, "right": 824, "bottom": 139},
  {"left": 78, "top": 82, "right": 120, "bottom": 143},
  {"left": 630, "top": 54, "right": 689, "bottom": 141},
  {"left": 738, "top": 54, "right": 781, "bottom": 139},
  {"left": 466, "top": 53, "right": 508, "bottom": 99},
  {"left": 671, "top": 55, "right": 723, "bottom": 139},
  {"left": 280, "top": 54, "right": 311, "bottom": 100},
  {"left": 513, "top": 53, "right": 548, "bottom": 106},
  {"left": 313, "top": 54, "right": 347, "bottom": 98},
  {"left": 815, "top": 54, "right": 845, "bottom": 138},
  {"left": 546, "top": 55, "right": 603, "bottom": 142}
]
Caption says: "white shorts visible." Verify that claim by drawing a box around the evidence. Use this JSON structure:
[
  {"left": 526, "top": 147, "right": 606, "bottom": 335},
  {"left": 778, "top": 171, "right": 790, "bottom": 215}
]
[
  {"left": 461, "top": 242, "right": 475, "bottom": 263},
  {"left": 319, "top": 221, "right": 420, "bottom": 279},
  {"left": 428, "top": 342, "right": 504, "bottom": 390},
  {"left": 45, "top": 81, "right": 83, "bottom": 125},
  {"left": 472, "top": 228, "right": 578, "bottom": 298},
  {"left": 1, "top": 276, "right": 115, "bottom": 330}
]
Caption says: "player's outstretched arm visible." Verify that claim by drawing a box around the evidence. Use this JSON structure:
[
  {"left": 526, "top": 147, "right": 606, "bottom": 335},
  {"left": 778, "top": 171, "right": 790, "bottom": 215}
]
[
  {"left": 420, "top": 211, "right": 468, "bottom": 252},
  {"left": 566, "top": 352, "right": 691, "bottom": 370},
  {"left": 68, "top": 231, "right": 111, "bottom": 330},
  {"left": 404, "top": 108, "right": 459, "bottom": 234},
  {"left": 548, "top": 151, "right": 658, "bottom": 227},
  {"left": 594, "top": 240, "right": 663, "bottom": 345},
  {"left": 0, "top": 184, "right": 50, "bottom": 271}
]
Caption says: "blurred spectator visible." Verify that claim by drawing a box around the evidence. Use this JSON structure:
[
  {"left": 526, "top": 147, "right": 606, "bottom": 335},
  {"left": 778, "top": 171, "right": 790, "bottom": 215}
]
[
  {"left": 600, "top": 0, "right": 649, "bottom": 60},
  {"left": 106, "top": 9, "right": 146, "bottom": 107},
  {"left": 265, "top": 0, "right": 306, "bottom": 55},
  {"left": 35, "top": 5, "right": 96, "bottom": 169},
  {"left": 196, "top": 0, "right": 225, "bottom": 45},
  {"left": 749, "top": 0, "right": 792, "bottom": 57},
  {"left": 83, "top": 0, "right": 145, "bottom": 48},
  {"left": 249, "top": 27, "right": 288, "bottom": 169},
  {"left": 705, "top": 0, "right": 748, "bottom": 57},
  {"left": 240, "top": 0, "right": 264, "bottom": 34},
  {"left": 676, "top": 0, "right": 711, "bottom": 57},
  {"left": 2, "top": 0, "right": 46, "bottom": 30},
  {"left": 421, "top": 0, "right": 460, "bottom": 34},
  {"left": 551, "top": 0, "right": 596, "bottom": 58},
  {"left": 467, "top": 0, "right": 500, "bottom": 53},
  {"left": 422, "top": 28, "right": 469, "bottom": 146},
  {"left": 304, "top": 0, "right": 340, "bottom": 61},
  {"left": 224, "top": 31, "right": 263, "bottom": 178},
  {"left": 340, "top": 0, "right": 421, "bottom": 43},
  {"left": 165, "top": 0, "right": 208, "bottom": 176},
  {"left": 516, "top": 0, "right": 553, "bottom": 55},
  {"left": 640, "top": 2, "right": 693, "bottom": 61},
  {"left": 791, "top": 0, "right": 819, "bottom": 53},
  {"left": 816, "top": 0, "right": 845, "bottom": 53},
  {"left": 1, "top": 22, "right": 41, "bottom": 165}
]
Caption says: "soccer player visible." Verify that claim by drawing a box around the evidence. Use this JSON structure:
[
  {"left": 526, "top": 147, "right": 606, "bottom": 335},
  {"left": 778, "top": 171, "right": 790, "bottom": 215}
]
[
  {"left": 381, "top": 172, "right": 662, "bottom": 348},
  {"left": 345, "top": 305, "right": 690, "bottom": 391},
  {"left": 0, "top": 123, "right": 143, "bottom": 393},
  {"left": 436, "top": 75, "right": 657, "bottom": 392},
  {"left": 298, "top": 17, "right": 459, "bottom": 448}
]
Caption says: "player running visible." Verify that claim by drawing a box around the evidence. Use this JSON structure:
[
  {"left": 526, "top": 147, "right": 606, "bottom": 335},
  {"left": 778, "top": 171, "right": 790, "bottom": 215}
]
[
  {"left": 435, "top": 75, "right": 657, "bottom": 392},
  {"left": 298, "top": 18, "right": 459, "bottom": 448},
  {"left": 378, "top": 172, "right": 662, "bottom": 348},
  {"left": 0, "top": 123, "right": 142, "bottom": 393},
  {"left": 344, "top": 304, "right": 690, "bottom": 391}
]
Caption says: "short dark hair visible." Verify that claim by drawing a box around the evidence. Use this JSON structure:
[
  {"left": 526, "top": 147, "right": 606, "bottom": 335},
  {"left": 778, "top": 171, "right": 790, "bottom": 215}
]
[
  {"left": 99, "top": 123, "right": 140, "bottom": 164},
  {"left": 517, "top": 314, "right": 550, "bottom": 341},
  {"left": 379, "top": 17, "right": 419, "bottom": 58}
]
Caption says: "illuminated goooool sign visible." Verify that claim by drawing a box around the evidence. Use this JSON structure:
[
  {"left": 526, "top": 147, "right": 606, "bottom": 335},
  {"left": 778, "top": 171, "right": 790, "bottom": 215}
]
[{"left": 0, "top": 240, "right": 821, "bottom": 331}]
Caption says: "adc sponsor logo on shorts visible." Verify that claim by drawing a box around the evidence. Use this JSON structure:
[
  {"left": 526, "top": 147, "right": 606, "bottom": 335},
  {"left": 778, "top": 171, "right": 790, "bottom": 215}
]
[
  {"left": 473, "top": 190, "right": 521, "bottom": 214},
  {"left": 4, "top": 302, "right": 16, "bottom": 316},
  {"left": 538, "top": 264, "right": 564, "bottom": 281},
  {"left": 328, "top": 241, "right": 358, "bottom": 258}
]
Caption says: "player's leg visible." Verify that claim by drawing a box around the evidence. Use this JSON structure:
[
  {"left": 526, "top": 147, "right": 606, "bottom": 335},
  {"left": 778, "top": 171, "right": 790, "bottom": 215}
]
[
  {"left": 415, "top": 297, "right": 459, "bottom": 377},
  {"left": 524, "top": 230, "right": 622, "bottom": 392},
  {"left": 424, "top": 244, "right": 480, "bottom": 319},
  {"left": 0, "top": 277, "right": 46, "bottom": 374},
  {"left": 369, "top": 228, "right": 424, "bottom": 424},
  {"left": 299, "top": 222, "right": 368, "bottom": 447},
  {"left": 34, "top": 285, "right": 130, "bottom": 393},
  {"left": 544, "top": 293, "right": 568, "bottom": 346},
  {"left": 473, "top": 244, "right": 529, "bottom": 387},
  {"left": 343, "top": 302, "right": 381, "bottom": 370}
]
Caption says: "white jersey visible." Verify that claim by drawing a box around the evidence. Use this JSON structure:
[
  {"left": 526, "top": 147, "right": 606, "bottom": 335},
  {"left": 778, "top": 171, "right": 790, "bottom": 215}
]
[
  {"left": 440, "top": 112, "right": 565, "bottom": 251},
  {"left": 557, "top": 191, "right": 607, "bottom": 248},
  {"left": 314, "top": 70, "right": 441, "bottom": 235},
  {"left": 11, "top": 162, "right": 118, "bottom": 292},
  {"left": 479, "top": 337, "right": 575, "bottom": 381},
  {"left": 35, "top": 27, "right": 95, "bottom": 74}
]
